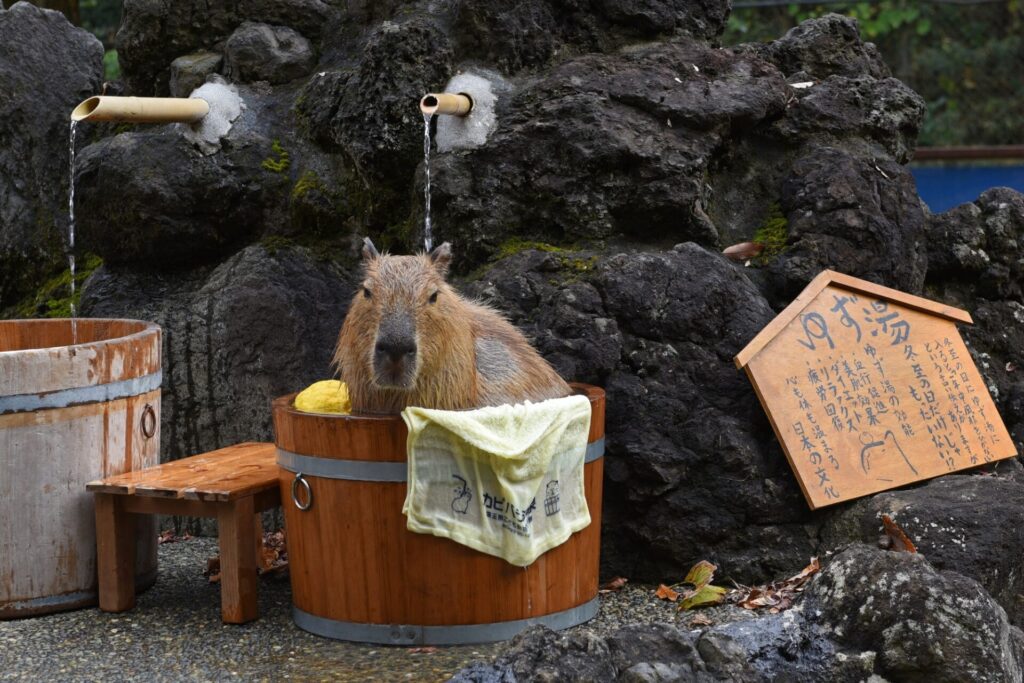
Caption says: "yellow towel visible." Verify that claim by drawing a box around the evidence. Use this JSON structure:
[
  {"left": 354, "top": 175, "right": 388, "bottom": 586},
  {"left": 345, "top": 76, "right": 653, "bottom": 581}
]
[
  {"left": 294, "top": 380, "right": 351, "bottom": 414},
  {"left": 401, "top": 394, "right": 592, "bottom": 567}
]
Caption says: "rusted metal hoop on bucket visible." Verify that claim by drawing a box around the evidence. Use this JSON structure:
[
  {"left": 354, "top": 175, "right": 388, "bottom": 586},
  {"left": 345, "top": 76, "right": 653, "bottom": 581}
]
[{"left": 140, "top": 404, "right": 157, "bottom": 438}]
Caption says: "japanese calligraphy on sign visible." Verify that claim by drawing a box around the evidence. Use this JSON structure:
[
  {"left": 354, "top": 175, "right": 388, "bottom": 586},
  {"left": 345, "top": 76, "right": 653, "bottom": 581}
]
[{"left": 735, "top": 271, "right": 1017, "bottom": 509}]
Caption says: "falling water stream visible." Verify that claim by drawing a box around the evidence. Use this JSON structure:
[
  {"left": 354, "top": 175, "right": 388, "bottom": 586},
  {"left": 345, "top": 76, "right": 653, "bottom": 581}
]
[
  {"left": 67, "top": 120, "right": 78, "bottom": 344},
  {"left": 423, "top": 112, "right": 433, "bottom": 252}
]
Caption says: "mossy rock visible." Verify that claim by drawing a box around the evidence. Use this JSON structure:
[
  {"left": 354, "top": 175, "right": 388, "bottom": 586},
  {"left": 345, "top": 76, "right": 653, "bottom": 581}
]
[
  {"left": 11, "top": 253, "right": 103, "bottom": 319},
  {"left": 751, "top": 202, "right": 789, "bottom": 265},
  {"left": 262, "top": 139, "right": 291, "bottom": 173}
]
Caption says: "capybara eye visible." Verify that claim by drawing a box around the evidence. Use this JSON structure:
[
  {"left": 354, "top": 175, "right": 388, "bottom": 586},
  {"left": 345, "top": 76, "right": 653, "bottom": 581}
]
[
  {"left": 363, "top": 287, "right": 372, "bottom": 299},
  {"left": 428, "top": 290, "right": 439, "bottom": 304}
]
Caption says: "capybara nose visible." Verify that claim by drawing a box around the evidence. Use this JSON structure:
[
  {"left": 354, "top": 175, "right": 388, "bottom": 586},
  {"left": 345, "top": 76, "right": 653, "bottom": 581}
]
[{"left": 375, "top": 338, "right": 416, "bottom": 362}]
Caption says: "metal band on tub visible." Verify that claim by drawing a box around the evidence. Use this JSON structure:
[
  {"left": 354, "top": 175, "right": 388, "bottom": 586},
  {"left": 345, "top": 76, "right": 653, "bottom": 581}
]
[
  {"left": 0, "top": 370, "right": 162, "bottom": 415},
  {"left": 276, "top": 437, "right": 605, "bottom": 482},
  {"left": 291, "top": 596, "right": 599, "bottom": 645}
]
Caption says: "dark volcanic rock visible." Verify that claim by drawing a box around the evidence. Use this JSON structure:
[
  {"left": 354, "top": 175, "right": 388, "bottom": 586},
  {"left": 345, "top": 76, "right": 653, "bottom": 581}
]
[
  {"left": 807, "top": 544, "right": 1024, "bottom": 682},
  {"left": 926, "top": 187, "right": 1024, "bottom": 307},
  {"left": 0, "top": 2, "right": 103, "bottom": 310},
  {"left": 765, "top": 146, "right": 928, "bottom": 304},
  {"left": 80, "top": 244, "right": 355, "bottom": 463},
  {"left": 116, "top": 0, "right": 335, "bottom": 95},
  {"left": 741, "top": 13, "right": 890, "bottom": 80},
  {"left": 454, "top": 545, "right": 1024, "bottom": 682},
  {"left": 295, "top": 17, "right": 453, "bottom": 224},
  {"left": 431, "top": 40, "right": 788, "bottom": 267},
  {"left": 770, "top": 75, "right": 925, "bottom": 163},
  {"left": 448, "top": 0, "right": 730, "bottom": 74},
  {"left": 821, "top": 475, "right": 1024, "bottom": 627},
  {"left": 224, "top": 22, "right": 315, "bottom": 85},
  {"left": 74, "top": 131, "right": 285, "bottom": 266},
  {"left": 169, "top": 52, "right": 224, "bottom": 98},
  {"left": 466, "top": 244, "right": 815, "bottom": 583}
]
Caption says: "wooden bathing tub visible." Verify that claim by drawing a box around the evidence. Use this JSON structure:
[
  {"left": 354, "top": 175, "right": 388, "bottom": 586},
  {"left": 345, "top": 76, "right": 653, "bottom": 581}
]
[
  {"left": 0, "top": 319, "right": 161, "bottom": 618},
  {"left": 273, "top": 383, "right": 605, "bottom": 645}
]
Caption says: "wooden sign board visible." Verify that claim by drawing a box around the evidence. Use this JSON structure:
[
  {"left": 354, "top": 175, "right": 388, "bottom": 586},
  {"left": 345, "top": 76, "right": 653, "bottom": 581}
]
[{"left": 735, "top": 271, "right": 1017, "bottom": 509}]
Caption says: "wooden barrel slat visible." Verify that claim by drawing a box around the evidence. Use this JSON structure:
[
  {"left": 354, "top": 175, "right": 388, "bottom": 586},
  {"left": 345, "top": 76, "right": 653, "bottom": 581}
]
[
  {"left": 274, "top": 383, "right": 605, "bottom": 642},
  {"left": 0, "top": 319, "right": 161, "bottom": 619}
]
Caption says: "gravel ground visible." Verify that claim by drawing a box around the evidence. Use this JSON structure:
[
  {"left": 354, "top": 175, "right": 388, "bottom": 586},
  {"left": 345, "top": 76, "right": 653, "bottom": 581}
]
[{"left": 0, "top": 537, "right": 752, "bottom": 682}]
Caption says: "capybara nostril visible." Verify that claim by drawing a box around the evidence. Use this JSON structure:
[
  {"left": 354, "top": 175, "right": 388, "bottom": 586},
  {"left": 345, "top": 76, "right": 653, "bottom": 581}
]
[{"left": 375, "top": 338, "right": 416, "bottom": 362}]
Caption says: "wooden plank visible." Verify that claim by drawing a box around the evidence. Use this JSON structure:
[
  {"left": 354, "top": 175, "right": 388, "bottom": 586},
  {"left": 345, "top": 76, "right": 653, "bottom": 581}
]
[
  {"left": 735, "top": 271, "right": 973, "bottom": 369},
  {"left": 218, "top": 495, "right": 259, "bottom": 624},
  {"left": 827, "top": 272, "right": 972, "bottom": 324},
  {"left": 735, "top": 271, "right": 834, "bottom": 369},
  {"left": 737, "top": 275, "right": 1016, "bottom": 509},
  {"left": 95, "top": 494, "right": 136, "bottom": 612},
  {"left": 121, "top": 496, "right": 220, "bottom": 518},
  {"left": 87, "top": 442, "right": 278, "bottom": 500}
]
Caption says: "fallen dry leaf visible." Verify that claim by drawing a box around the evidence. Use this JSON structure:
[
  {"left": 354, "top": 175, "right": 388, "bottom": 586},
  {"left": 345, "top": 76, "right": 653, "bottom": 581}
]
[
  {"left": 722, "top": 242, "right": 765, "bottom": 261},
  {"left": 684, "top": 560, "right": 718, "bottom": 587},
  {"left": 734, "top": 557, "right": 820, "bottom": 612},
  {"left": 655, "top": 584, "right": 680, "bottom": 602},
  {"left": 599, "top": 576, "right": 628, "bottom": 594},
  {"left": 676, "top": 560, "right": 729, "bottom": 611},
  {"left": 409, "top": 647, "right": 438, "bottom": 654},
  {"left": 881, "top": 514, "right": 918, "bottom": 553},
  {"left": 688, "top": 613, "right": 713, "bottom": 628},
  {"left": 158, "top": 529, "right": 192, "bottom": 545}
]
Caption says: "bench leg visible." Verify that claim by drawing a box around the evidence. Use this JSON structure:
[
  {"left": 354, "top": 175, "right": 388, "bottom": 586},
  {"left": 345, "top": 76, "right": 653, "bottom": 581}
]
[
  {"left": 95, "top": 493, "right": 136, "bottom": 612},
  {"left": 218, "top": 495, "right": 258, "bottom": 624}
]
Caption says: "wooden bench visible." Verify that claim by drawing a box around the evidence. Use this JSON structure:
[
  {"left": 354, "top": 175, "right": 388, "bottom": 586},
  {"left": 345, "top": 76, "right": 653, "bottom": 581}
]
[{"left": 86, "top": 442, "right": 280, "bottom": 624}]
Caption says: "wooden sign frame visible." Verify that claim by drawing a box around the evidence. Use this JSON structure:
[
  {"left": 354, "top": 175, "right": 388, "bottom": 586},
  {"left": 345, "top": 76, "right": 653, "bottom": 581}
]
[{"left": 736, "top": 270, "right": 1017, "bottom": 509}]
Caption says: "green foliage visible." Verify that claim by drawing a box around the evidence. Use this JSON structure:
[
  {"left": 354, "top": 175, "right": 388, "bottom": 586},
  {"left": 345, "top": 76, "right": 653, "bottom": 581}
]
[
  {"left": 262, "top": 139, "right": 291, "bottom": 173},
  {"left": 14, "top": 254, "right": 103, "bottom": 319},
  {"left": 103, "top": 49, "right": 120, "bottom": 81},
  {"left": 79, "top": 0, "right": 122, "bottom": 46}
]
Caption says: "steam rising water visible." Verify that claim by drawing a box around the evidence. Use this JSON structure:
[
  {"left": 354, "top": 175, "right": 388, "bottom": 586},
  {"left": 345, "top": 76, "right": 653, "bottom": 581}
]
[
  {"left": 423, "top": 112, "right": 433, "bottom": 252},
  {"left": 68, "top": 120, "right": 78, "bottom": 344}
]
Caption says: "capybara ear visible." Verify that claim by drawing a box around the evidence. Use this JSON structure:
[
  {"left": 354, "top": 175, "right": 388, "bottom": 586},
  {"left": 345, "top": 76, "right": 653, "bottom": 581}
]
[
  {"left": 362, "top": 237, "right": 380, "bottom": 262},
  {"left": 430, "top": 242, "right": 452, "bottom": 277}
]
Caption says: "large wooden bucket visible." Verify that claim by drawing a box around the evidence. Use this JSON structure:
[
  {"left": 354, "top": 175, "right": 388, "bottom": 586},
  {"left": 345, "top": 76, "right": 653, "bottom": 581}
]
[
  {"left": 0, "top": 319, "right": 161, "bottom": 618},
  {"left": 273, "top": 384, "right": 605, "bottom": 645}
]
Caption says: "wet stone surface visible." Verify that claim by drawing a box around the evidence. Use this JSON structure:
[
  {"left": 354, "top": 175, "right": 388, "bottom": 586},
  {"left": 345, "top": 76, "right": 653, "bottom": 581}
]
[{"left": 0, "top": 537, "right": 734, "bottom": 681}]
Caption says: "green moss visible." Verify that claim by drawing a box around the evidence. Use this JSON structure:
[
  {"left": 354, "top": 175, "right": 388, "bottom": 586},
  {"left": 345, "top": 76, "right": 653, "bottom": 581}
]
[
  {"left": 291, "top": 170, "right": 325, "bottom": 201},
  {"left": 262, "top": 139, "right": 291, "bottom": 173},
  {"left": 494, "top": 238, "right": 570, "bottom": 260},
  {"left": 14, "top": 254, "right": 103, "bottom": 318},
  {"left": 751, "top": 203, "right": 789, "bottom": 264},
  {"left": 259, "top": 235, "right": 295, "bottom": 256}
]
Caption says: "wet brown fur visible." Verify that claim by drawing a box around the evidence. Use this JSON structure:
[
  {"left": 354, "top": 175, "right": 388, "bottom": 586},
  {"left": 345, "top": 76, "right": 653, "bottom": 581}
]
[{"left": 334, "top": 242, "right": 572, "bottom": 414}]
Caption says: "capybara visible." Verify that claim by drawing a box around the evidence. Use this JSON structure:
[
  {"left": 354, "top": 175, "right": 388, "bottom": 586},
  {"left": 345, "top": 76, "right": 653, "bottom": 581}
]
[{"left": 334, "top": 238, "right": 572, "bottom": 414}]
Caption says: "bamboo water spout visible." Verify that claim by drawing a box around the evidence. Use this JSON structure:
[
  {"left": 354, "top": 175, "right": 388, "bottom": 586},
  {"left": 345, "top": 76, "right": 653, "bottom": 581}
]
[
  {"left": 71, "top": 96, "right": 210, "bottom": 123},
  {"left": 419, "top": 93, "right": 472, "bottom": 117}
]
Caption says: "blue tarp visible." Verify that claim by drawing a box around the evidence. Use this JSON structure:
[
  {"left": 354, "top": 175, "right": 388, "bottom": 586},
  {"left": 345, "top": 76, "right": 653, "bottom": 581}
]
[{"left": 911, "top": 164, "right": 1024, "bottom": 213}]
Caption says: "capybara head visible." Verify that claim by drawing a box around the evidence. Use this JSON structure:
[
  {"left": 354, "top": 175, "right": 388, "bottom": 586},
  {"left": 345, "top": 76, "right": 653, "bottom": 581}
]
[{"left": 342, "top": 237, "right": 455, "bottom": 392}]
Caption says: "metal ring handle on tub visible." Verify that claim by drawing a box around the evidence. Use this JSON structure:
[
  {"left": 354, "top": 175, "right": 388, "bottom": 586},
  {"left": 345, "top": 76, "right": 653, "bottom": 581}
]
[
  {"left": 141, "top": 404, "right": 157, "bottom": 439},
  {"left": 292, "top": 473, "right": 313, "bottom": 511}
]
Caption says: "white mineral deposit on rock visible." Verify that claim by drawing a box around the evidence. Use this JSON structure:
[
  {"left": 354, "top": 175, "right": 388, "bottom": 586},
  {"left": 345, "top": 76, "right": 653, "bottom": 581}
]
[{"left": 182, "top": 77, "right": 243, "bottom": 155}]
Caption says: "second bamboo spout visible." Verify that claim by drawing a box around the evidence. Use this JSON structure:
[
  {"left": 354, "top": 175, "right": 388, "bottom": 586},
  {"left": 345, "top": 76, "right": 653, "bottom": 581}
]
[{"left": 420, "top": 93, "right": 472, "bottom": 117}]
